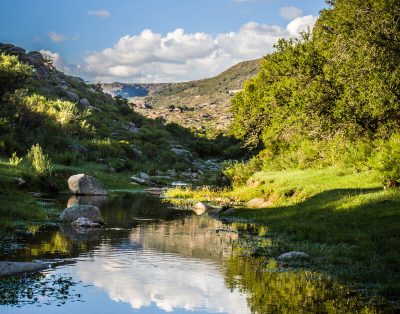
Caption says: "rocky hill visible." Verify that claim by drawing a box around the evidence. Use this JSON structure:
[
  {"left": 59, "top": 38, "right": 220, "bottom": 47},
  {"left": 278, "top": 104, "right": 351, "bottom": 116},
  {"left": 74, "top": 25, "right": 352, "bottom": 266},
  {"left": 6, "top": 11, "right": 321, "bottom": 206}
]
[{"left": 102, "top": 59, "right": 261, "bottom": 135}]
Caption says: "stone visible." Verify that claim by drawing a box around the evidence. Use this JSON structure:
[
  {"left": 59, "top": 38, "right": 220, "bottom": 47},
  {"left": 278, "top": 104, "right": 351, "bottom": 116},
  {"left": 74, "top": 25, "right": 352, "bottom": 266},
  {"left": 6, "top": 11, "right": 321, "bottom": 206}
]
[
  {"left": 208, "top": 207, "right": 224, "bottom": 215},
  {"left": 170, "top": 148, "right": 193, "bottom": 161},
  {"left": 59, "top": 204, "right": 104, "bottom": 223},
  {"left": 192, "top": 202, "right": 209, "bottom": 215},
  {"left": 68, "top": 174, "right": 107, "bottom": 195},
  {"left": 0, "top": 261, "right": 46, "bottom": 277},
  {"left": 64, "top": 90, "right": 79, "bottom": 103},
  {"left": 245, "top": 198, "right": 272, "bottom": 208},
  {"left": 130, "top": 175, "right": 156, "bottom": 186},
  {"left": 79, "top": 98, "right": 90, "bottom": 107},
  {"left": 277, "top": 251, "right": 309, "bottom": 261},
  {"left": 14, "top": 177, "right": 26, "bottom": 188},
  {"left": 71, "top": 217, "right": 101, "bottom": 228}
]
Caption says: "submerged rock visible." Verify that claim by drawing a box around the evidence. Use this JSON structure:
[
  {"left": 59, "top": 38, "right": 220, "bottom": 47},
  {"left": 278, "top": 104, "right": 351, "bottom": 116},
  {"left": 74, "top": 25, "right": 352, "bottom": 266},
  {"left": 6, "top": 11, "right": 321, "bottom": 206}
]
[
  {"left": 71, "top": 217, "right": 101, "bottom": 228},
  {"left": 68, "top": 174, "right": 107, "bottom": 195},
  {"left": 0, "top": 261, "right": 46, "bottom": 277},
  {"left": 277, "top": 251, "right": 309, "bottom": 261},
  {"left": 60, "top": 204, "right": 104, "bottom": 224}
]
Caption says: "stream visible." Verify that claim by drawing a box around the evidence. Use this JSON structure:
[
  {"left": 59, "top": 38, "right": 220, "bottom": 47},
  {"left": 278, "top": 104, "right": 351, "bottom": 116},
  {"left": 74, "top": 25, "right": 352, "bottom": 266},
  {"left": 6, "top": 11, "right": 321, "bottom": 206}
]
[{"left": 0, "top": 193, "right": 379, "bottom": 313}]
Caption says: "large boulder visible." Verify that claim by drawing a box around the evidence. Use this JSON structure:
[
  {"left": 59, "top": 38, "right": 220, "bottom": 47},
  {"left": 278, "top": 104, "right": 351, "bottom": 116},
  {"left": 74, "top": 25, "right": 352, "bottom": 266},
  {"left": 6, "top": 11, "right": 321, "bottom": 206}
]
[
  {"left": 71, "top": 217, "right": 101, "bottom": 228},
  {"left": 59, "top": 204, "right": 104, "bottom": 223},
  {"left": 68, "top": 174, "right": 107, "bottom": 195},
  {"left": 64, "top": 90, "right": 80, "bottom": 103},
  {"left": 192, "top": 202, "right": 210, "bottom": 215}
]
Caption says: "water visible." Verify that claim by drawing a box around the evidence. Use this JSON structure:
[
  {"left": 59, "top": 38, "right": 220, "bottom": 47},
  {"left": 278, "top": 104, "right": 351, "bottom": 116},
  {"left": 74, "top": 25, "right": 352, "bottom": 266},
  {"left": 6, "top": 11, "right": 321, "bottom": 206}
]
[{"left": 0, "top": 193, "right": 379, "bottom": 313}]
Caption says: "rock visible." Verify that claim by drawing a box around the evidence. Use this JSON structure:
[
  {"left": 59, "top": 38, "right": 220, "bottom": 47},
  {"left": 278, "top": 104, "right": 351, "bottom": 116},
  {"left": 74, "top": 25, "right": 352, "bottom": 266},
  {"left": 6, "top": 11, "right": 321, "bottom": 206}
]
[
  {"left": 384, "top": 179, "right": 400, "bottom": 190},
  {"left": 124, "top": 122, "right": 139, "bottom": 133},
  {"left": 68, "top": 174, "right": 107, "bottom": 195},
  {"left": 192, "top": 202, "right": 209, "bottom": 215},
  {"left": 59, "top": 204, "right": 104, "bottom": 223},
  {"left": 64, "top": 90, "right": 79, "bottom": 103},
  {"left": 245, "top": 198, "right": 272, "bottom": 208},
  {"left": 144, "top": 187, "right": 167, "bottom": 195},
  {"left": 220, "top": 208, "right": 236, "bottom": 216},
  {"left": 277, "top": 251, "right": 309, "bottom": 261},
  {"left": 0, "top": 261, "right": 46, "bottom": 277},
  {"left": 68, "top": 143, "right": 88, "bottom": 153},
  {"left": 71, "top": 217, "right": 101, "bottom": 228},
  {"left": 14, "top": 177, "right": 26, "bottom": 188},
  {"left": 79, "top": 98, "right": 90, "bottom": 107},
  {"left": 208, "top": 207, "right": 224, "bottom": 215},
  {"left": 60, "top": 224, "right": 101, "bottom": 242},
  {"left": 170, "top": 148, "right": 193, "bottom": 161},
  {"left": 171, "top": 181, "right": 190, "bottom": 187},
  {"left": 130, "top": 175, "right": 156, "bottom": 186}
]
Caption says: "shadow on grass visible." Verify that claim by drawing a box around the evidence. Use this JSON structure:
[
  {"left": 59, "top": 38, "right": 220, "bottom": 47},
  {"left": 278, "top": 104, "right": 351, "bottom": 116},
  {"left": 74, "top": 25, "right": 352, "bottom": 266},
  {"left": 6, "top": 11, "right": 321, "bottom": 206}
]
[{"left": 237, "top": 187, "right": 400, "bottom": 297}]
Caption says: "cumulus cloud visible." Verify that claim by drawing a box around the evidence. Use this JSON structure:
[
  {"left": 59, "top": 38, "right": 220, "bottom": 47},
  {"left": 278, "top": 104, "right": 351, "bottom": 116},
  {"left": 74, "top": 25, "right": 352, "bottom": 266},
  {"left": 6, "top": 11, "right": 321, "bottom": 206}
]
[
  {"left": 87, "top": 9, "right": 111, "bottom": 18},
  {"left": 287, "top": 15, "right": 317, "bottom": 36},
  {"left": 49, "top": 31, "right": 79, "bottom": 43},
  {"left": 51, "top": 16, "right": 317, "bottom": 83},
  {"left": 280, "top": 6, "right": 303, "bottom": 20}
]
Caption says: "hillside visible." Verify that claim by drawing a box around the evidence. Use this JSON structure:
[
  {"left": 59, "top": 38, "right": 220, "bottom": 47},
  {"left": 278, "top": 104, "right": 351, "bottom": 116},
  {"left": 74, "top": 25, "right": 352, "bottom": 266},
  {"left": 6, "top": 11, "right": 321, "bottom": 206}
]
[{"left": 102, "top": 59, "right": 261, "bottom": 134}]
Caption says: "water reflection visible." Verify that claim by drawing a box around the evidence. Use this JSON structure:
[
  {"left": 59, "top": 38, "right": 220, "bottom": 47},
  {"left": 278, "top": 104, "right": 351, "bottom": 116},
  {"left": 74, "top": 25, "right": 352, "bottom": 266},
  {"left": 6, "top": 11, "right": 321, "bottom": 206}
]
[{"left": 0, "top": 193, "right": 381, "bottom": 313}]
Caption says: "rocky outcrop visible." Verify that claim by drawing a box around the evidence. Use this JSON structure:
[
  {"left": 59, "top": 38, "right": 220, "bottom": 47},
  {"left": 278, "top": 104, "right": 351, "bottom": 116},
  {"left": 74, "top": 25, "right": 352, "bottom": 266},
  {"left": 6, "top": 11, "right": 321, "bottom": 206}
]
[
  {"left": 64, "top": 90, "right": 79, "bottom": 103},
  {"left": 59, "top": 204, "right": 104, "bottom": 223},
  {"left": 0, "top": 261, "right": 46, "bottom": 277},
  {"left": 68, "top": 174, "right": 107, "bottom": 195},
  {"left": 79, "top": 98, "right": 90, "bottom": 107},
  {"left": 130, "top": 173, "right": 156, "bottom": 186},
  {"left": 277, "top": 251, "right": 309, "bottom": 261}
]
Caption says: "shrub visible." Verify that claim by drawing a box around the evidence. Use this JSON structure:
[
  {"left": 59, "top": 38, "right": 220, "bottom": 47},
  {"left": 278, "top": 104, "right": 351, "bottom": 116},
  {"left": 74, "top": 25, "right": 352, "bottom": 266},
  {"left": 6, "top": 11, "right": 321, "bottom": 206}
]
[
  {"left": 223, "top": 156, "right": 263, "bottom": 187},
  {"left": 9, "top": 152, "right": 23, "bottom": 166},
  {"left": 373, "top": 134, "right": 400, "bottom": 182},
  {"left": 27, "top": 143, "right": 53, "bottom": 176}
]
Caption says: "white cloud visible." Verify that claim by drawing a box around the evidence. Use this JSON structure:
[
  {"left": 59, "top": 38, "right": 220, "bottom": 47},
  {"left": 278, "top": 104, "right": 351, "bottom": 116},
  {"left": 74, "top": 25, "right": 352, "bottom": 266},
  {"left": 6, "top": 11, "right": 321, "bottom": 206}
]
[
  {"left": 280, "top": 6, "right": 303, "bottom": 20},
  {"left": 87, "top": 9, "right": 111, "bottom": 18},
  {"left": 287, "top": 15, "right": 317, "bottom": 36},
  {"left": 49, "top": 31, "right": 79, "bottom": 43},
  {"left": 52, "top": 16, "right": 317, "bottom": 83},
  {"left": 40, "top": 50, "right": 81, "bottom": 75}
]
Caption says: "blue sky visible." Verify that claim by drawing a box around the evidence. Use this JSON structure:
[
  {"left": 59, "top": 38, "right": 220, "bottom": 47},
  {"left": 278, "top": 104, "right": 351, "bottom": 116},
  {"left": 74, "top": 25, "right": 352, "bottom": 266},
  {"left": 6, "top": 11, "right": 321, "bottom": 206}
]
[{"left": 0, "top": 0, "right": 328, "bottom": 82}]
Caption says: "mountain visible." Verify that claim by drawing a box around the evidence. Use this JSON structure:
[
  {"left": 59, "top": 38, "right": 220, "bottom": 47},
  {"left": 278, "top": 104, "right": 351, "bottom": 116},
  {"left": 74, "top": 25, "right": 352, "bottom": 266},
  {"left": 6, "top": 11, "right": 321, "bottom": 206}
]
[{"left": 102, "top": 59, "right": 261, "bottom": 134}]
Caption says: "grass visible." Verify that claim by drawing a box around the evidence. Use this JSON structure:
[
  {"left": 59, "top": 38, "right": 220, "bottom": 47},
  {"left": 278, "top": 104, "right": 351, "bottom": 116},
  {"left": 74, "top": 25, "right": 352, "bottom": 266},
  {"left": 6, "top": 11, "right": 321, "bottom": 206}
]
[{"left": 166, "top": 168, "right": 400, "bottom": 301}]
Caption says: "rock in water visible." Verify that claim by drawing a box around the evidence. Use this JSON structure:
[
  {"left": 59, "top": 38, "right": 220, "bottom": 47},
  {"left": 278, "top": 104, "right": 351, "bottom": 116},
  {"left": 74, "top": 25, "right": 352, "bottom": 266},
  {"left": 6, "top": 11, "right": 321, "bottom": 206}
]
[
  {"left": 59, "top": 204, "right": 104, "bottom": 223},
  {"left": 0, "top": 261, "right": 46, "bottom": 277},
  {"left": 277, "top": 251, "right": 309, "bottom": 261},
  {"left": 192, "top": 202, "right": 209, "bottom": 215},
  {"left": 68, "top": 174, "right": 107, "bottom": 195},
  {"left": 71, "top": 217, "right": 101, "bottom": 228}
]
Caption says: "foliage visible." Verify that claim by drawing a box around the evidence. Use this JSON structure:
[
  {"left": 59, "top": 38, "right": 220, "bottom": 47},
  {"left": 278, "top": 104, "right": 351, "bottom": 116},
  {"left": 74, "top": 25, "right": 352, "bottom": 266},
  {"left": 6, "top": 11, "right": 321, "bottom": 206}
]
[
  {"left": 27, "top": 143, "right": 53, "bottom": 176},
  {"left": 9, "top": 152, "right": 23, "bottom": 166},
  {"left": 373, "top": 134, "right": 400, "bottom": 181},
  {"left": 223, "top": 156, "right": 263, "bottom": 187},
  {"left": 0, "top": 54, "right": 32, "bottom": 96},
  {"left": 230, "top": 0, "right": 400, "bottom": 173}
]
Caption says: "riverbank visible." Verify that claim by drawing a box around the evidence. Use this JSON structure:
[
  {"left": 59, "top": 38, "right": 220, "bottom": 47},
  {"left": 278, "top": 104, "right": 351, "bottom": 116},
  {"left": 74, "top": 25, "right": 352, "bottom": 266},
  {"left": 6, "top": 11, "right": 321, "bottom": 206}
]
[
  {"left": 0, "top": 159, "right": 135, "bottom": 231},
  {"left": 165, "top": 168, "right": 400, "bottom": 304}
]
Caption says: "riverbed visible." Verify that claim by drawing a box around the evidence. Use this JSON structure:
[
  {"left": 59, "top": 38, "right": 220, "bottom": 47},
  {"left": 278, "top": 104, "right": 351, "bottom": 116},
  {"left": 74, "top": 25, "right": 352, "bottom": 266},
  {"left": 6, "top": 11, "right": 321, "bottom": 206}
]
[{"left": 0, "top": 193, "right": 379, "bottom": 313}]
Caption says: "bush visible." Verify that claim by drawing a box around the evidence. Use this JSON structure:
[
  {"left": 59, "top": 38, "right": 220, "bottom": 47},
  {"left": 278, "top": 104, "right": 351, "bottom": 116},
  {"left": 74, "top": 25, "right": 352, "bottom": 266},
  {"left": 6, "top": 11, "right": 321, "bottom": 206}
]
[
  {"left": 373, "top": 134, "right": 400, "bottom": 182},
  {"left": 223, "top": 156, "right": 263, "bottom": 187},
  {"left": 27, "top": 143, "right": 53, "bottom": 176},
  {"left": 9, "top": 152, "right": 23, "bottom": 166}
]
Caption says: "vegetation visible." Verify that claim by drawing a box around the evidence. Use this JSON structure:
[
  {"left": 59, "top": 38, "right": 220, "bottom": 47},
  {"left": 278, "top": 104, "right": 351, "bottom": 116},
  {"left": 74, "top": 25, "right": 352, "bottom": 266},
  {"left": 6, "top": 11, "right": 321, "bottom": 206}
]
[{"left": 230, "top": 0, "right": 400, "bottom": 183}]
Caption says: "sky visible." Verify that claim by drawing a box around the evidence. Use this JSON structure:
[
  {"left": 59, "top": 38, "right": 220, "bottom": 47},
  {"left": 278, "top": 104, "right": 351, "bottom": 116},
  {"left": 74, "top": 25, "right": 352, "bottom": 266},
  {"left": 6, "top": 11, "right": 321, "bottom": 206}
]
[{"left": 0, "top": 0, "right": 328, "bottom": 83}]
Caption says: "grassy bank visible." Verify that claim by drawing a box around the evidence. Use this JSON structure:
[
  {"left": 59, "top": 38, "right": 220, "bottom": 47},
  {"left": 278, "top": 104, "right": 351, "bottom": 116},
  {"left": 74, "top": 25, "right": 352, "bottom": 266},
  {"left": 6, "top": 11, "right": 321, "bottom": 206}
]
[
  {"left": 0, "top": 159, "right": 135, "bottom": 231},
  {"left": 166, "top": 168, "right": 400, "bottom": 301}
]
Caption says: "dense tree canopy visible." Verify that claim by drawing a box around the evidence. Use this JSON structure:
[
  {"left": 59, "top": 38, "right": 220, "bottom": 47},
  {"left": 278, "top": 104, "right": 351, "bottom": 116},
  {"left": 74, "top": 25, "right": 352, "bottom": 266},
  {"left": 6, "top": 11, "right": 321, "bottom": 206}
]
[{"left": 230, "top": 0, "right": 400, "bottom": 158}]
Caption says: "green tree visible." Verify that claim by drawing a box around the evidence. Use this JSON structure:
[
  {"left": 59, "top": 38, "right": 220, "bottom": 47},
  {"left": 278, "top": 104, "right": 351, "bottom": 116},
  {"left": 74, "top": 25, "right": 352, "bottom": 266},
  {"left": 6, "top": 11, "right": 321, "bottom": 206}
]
[{"left": 0, "top": 54, "right": 32, "bottom": 97}]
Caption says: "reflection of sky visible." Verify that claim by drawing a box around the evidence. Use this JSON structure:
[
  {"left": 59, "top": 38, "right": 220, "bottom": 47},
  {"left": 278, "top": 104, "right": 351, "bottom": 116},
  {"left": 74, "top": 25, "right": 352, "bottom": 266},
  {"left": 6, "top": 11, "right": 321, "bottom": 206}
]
[{"left": 73, "top": 243, "right": 250, "bottom": 313}]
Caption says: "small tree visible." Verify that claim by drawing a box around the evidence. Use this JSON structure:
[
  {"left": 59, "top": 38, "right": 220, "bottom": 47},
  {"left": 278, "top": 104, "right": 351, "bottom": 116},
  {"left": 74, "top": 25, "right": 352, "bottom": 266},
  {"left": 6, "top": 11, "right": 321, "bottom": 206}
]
[
  {"left": 27, "top": 143, "right": 53, "bottom": 176},
  {"left": 0, "top": 54, "right": 32, "bottom": 96}
]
